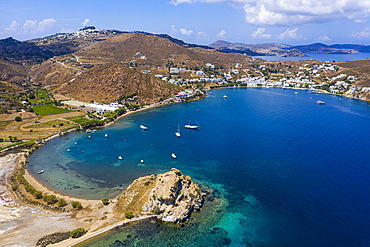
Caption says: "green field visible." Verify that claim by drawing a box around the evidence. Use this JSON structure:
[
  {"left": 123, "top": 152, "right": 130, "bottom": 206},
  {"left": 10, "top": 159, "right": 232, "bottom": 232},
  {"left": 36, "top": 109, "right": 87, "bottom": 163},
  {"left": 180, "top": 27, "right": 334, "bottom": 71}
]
[
  {"left": 29, "top": 90, "right": 52, "bottom": 104},
  {"left": 32, "top": 104, "right": 72, "bottom": 115}
]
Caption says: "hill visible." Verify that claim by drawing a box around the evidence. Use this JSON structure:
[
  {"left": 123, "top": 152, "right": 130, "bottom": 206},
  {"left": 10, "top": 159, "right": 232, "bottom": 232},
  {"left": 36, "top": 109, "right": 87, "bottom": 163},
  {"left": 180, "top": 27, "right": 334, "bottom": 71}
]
[
  {"left": 290, "top": 43, "right": 361, "bottom": 54},
  {"left": 72, "top": 33, "right": 254, "bottom": 68},
  {"left": 31, "top": 32, "right": 257, "bottom": 103},
  {"left": 55, "top": 63, "right": 179, "bottom": 104},
  {"left": 209, "top": 40, "right": 306, "bottom": 57}
]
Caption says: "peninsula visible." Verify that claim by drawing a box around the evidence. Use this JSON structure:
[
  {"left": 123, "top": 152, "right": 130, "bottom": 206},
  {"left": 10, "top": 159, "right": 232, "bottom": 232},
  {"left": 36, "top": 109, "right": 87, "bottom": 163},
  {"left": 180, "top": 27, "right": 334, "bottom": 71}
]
[{"left": 0, "top": 152, "right": 207, "bottom": 246}]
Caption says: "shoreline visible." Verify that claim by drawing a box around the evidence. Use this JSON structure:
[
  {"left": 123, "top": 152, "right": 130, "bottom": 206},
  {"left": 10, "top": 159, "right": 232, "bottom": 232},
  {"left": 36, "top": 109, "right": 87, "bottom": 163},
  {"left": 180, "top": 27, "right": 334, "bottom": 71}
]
[
  {"left": 0, "top": 152, "right": 159, "bottom": 246},
  {"left": 1, "top": 87, "right": 366, "bottom": 245},
  {"left": 50, "top": 215, "right": 157, "bottom": 247},
  {"left": 208, "top": 85, "right": 369, "bottom": 102}
]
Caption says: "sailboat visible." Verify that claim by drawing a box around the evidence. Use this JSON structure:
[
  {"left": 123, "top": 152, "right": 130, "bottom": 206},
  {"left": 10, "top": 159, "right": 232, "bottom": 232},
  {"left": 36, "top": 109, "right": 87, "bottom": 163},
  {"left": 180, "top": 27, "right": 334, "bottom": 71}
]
[
  {"left": 175, "top": 124, "right": 181, "bottom": 138},
  {"left": 185, "top": 120, "right": 200, "bottom": 129}
]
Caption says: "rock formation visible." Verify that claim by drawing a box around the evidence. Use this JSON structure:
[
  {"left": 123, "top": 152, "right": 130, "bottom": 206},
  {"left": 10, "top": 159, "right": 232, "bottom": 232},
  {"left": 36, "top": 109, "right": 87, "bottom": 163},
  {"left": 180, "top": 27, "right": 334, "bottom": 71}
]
[{"left": 142, "top": 168, "right": 204, "bottom": 223}]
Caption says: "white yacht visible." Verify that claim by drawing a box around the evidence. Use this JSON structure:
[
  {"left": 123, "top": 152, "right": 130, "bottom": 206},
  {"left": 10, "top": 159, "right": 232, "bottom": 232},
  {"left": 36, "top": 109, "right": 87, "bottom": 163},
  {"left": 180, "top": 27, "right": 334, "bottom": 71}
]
[
  {"left": 175, "top": 124, "right": 181, "bottom": 138},
  {"left": 185, "top": 120, "right": 200, "bottom": 129}
]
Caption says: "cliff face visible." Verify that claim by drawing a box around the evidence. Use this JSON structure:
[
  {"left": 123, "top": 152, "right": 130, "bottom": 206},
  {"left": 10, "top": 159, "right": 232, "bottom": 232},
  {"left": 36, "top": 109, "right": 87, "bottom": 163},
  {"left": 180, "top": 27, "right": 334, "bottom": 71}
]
[{"left": 142, "top": 168, "right": 204, "bottom": 223}]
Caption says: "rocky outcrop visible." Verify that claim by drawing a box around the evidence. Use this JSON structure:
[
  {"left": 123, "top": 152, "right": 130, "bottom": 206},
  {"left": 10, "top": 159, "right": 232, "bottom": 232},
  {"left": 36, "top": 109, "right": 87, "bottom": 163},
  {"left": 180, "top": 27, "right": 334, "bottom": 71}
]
[{"left": 142, "top": 168, "right": 205, "bottom": 223}]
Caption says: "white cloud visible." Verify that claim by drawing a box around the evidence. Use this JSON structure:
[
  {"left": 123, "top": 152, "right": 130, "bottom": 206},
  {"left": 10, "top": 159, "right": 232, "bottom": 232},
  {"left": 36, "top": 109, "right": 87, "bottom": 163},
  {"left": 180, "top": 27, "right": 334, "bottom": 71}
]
[
  {"left": 1, "top": 18, "right": 57, "bottom": 37},
  {"left": 180, "top": 28, "right": 194, "bottom": 36},
  {"left": 37, "top": 18, "right": 57, "bottom": 32},
  {"left": 352, "top": 27, "right": 370, "bottom": 38},
  {"left": 353, "top": 19, "right": 368, "bottom": 24},
  {"left": 170, "top": 25, "right": 178, "bottom": 36},
  {"left": 170, "top": 0, "right": 223, "bottom": 5},
  {"left": 277, "top": 28, "right": 303, "bottom": 40},
  {"left": 318, "top": 36, "right": 332, "bottom": 42},
  {"left": 217, "top": 30, "right": 227, "bottom": 39},
  {"left": 170, "top": 0, "right": 370, "bottom": 26},
  {"left": 3, "top": 21, "right": 20, "bottom": 33},
  {"left": 251, "top": 27, "right": 271, "bottom": 39},
  {"left": 197, "top": 31, "right": 208, "bottom": 40},
  {"left": 23, "top": 20, "right": 38, "bottom": 32},
  {"left": 82, "top": 19, "right": 90, "bottom": 26}
]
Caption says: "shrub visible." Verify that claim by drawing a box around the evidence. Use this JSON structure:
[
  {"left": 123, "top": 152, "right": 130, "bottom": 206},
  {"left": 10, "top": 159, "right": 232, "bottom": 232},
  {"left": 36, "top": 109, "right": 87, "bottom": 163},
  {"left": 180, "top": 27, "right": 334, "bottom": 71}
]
[
  {"left": 58, "top": 198, "right": 67, "bottom": 207},
  {"left": 11, "top": 184, "right": 18, "bottom": 191},
  {"left": 15, "top": 116, "right": 22, "bottom": 122},
  {"left": 33, "top": 190, "right": 43, "bottom": 199},
  {"left": 101, "top": 198, "right": 110, "bottom": 205},
  {"left": 144, "top": 181, "right": 150, "bottom": 186},
  {"left": 70, "top": 228, "right": 87, "bottom": 238},
  {"left": 43, "top": 195, "right": 58, "bottom": 204},
  {"left": 71, "top": 201, "right": 83, "bottom": 209},
  {"left": 125, "top": 211, "right": 134, "bottom": 219}
]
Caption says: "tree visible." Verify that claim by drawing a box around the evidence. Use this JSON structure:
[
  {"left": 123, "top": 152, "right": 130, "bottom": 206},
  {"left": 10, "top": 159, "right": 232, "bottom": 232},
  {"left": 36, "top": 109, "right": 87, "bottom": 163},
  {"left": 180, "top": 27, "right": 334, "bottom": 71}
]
[
  {"left": 9, "top": 136, "right": 13, "bottom": 142},
  {"left": 71, "top": 201, "right": 83, "bottom": 209},
  {"left": 58, "top": 198, "right": 67, "bottom": 207},
  {"left": 43, "top": 194, "right": 58, "bottom": 204},
  {"left": 101, "top": 198, "right": 110, "bottom": 205},
  {"left": 70, "top": 228, "right": 87, "bottom": 238},
  {"left": 15, "top": 116, "right": 22, "bottom": 122},
  {"left": 125, "top": 211, "right": 134, "bottom": 219},
  {"left": 33, "top": 190, "right": 43, "bottom": 199}
]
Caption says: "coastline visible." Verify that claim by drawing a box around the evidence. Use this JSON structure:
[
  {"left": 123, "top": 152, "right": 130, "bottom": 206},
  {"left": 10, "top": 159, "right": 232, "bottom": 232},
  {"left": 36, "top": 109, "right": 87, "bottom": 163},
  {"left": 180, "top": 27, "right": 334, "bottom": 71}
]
[
  {"left": 0, "top": 152, "right": 159, "bottom": 246},
  {"left": 1, "top": 86, "right": 366, "bottom": 246},
  {"left": 208, "top": 85, "right": 369, "bottom": 102}
]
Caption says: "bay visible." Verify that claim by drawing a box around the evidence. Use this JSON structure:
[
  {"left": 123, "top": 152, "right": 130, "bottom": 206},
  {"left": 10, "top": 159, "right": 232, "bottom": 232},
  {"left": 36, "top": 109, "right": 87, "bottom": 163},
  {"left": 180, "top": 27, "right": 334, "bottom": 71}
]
[
  {"left": 28, "top": 88, "right": 370, "bottom": 246},
  {"left": 254, "top": 52, "right": 370, "bottom": 62}
]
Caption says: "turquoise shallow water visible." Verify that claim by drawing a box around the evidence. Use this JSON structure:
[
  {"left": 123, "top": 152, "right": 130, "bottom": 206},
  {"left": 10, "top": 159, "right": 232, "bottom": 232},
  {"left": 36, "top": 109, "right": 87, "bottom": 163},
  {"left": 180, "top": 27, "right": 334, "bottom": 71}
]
[{"left": 29, "top": 88, "right": 370, "bottom": 246}]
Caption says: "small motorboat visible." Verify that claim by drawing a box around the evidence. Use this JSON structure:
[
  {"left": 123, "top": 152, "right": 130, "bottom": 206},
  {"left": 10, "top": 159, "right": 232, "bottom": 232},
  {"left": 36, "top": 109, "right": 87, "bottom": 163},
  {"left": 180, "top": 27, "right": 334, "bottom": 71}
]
[
  {"left": 38, "top": 170, "right": 44, "bottom": 174},
  {"left": 171, "top": 153, "right": 177, "bottom": 159},
  {"left": 105, "top": 134, "right": 108, "bottom": 138},
  {"left": 317, "top": 101, "right": 325, "bottom": 105},
  {"left": 140, "top": 125, "right": 148, "bottom": 130},
  {"left": 67, "top": 149, "right": 70, "bottom": 152},
  {"left": 118, "top": 156, "right": 123, "bottom": 160},
  {"left": 141, "top": 159, "right": 145, "bottom": 163},
  {"left": 88, "top": 135, "right": 91, "bottom": 139},
  {"left": 74, "top": 142, "right": 77, "bottom": 145}
]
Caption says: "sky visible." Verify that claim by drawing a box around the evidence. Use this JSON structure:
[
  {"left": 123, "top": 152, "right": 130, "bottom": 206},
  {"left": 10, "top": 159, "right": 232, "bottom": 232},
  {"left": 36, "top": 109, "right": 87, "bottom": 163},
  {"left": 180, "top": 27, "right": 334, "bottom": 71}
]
[{"left": 1, "top": 0, "right": 370, "bottom": 46}]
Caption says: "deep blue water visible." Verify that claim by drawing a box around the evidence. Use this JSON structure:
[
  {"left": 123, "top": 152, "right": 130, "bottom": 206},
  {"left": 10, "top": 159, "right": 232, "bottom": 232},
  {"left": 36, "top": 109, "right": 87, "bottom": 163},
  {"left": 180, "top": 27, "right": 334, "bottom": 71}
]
[
  {"left": 254, "top": 52, "right": 370, "bottom": 62},
  {"left": 28, "top": 88, "right": 370, "bottom": 246}
]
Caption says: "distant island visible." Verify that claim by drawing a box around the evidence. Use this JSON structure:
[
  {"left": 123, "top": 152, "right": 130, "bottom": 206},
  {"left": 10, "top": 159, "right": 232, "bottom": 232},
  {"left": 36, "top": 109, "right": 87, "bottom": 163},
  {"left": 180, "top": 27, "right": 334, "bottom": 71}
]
[{"left": 209, "top": 40, "right": 370, "bottom": 57}]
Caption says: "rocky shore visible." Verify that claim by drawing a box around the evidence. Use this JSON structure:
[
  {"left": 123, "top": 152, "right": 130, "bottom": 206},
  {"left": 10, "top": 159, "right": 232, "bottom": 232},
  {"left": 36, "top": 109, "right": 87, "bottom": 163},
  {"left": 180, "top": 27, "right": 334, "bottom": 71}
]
[{"left": 0, "top": 153, "right": 207, "bottom": 247}]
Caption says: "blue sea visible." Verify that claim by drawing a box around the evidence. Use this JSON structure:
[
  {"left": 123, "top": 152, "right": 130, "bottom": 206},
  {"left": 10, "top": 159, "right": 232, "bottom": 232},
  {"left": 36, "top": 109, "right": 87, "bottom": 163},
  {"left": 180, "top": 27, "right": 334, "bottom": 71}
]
[
  {"left": 254, "top": 52, "right": 370, "bottom": 62},
  {"left": 28, "top": 88, "right": 370, "bottom": 246}
]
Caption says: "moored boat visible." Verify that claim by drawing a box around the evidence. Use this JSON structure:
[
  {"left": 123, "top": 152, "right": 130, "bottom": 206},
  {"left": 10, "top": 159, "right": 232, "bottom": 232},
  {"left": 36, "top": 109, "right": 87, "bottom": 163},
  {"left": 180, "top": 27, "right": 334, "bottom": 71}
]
[
  {"left": 171, "top": 153, "right": 177, "bottom": 159},
  {"left": 175, "top": 124, "right": 181, "bottom": 137},
  {"left": 38, "top": 170, "right": 44, "bottom": 174},
  {"left": 317, "top": 101, "right": 325, "bottom": 105},
  {"left": 140, "top": 125, "right": 148, "bottom": 130},
  {"left": 185, "top": 120, "right": 200, "bottom": 129}
]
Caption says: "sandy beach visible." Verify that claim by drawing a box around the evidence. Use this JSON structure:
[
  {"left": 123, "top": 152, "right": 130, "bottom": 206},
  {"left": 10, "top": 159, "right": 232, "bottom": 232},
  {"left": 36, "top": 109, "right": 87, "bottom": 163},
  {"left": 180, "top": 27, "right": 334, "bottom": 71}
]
[{"left": 0, "top": 152, "right": 156, "bottom": 247}]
